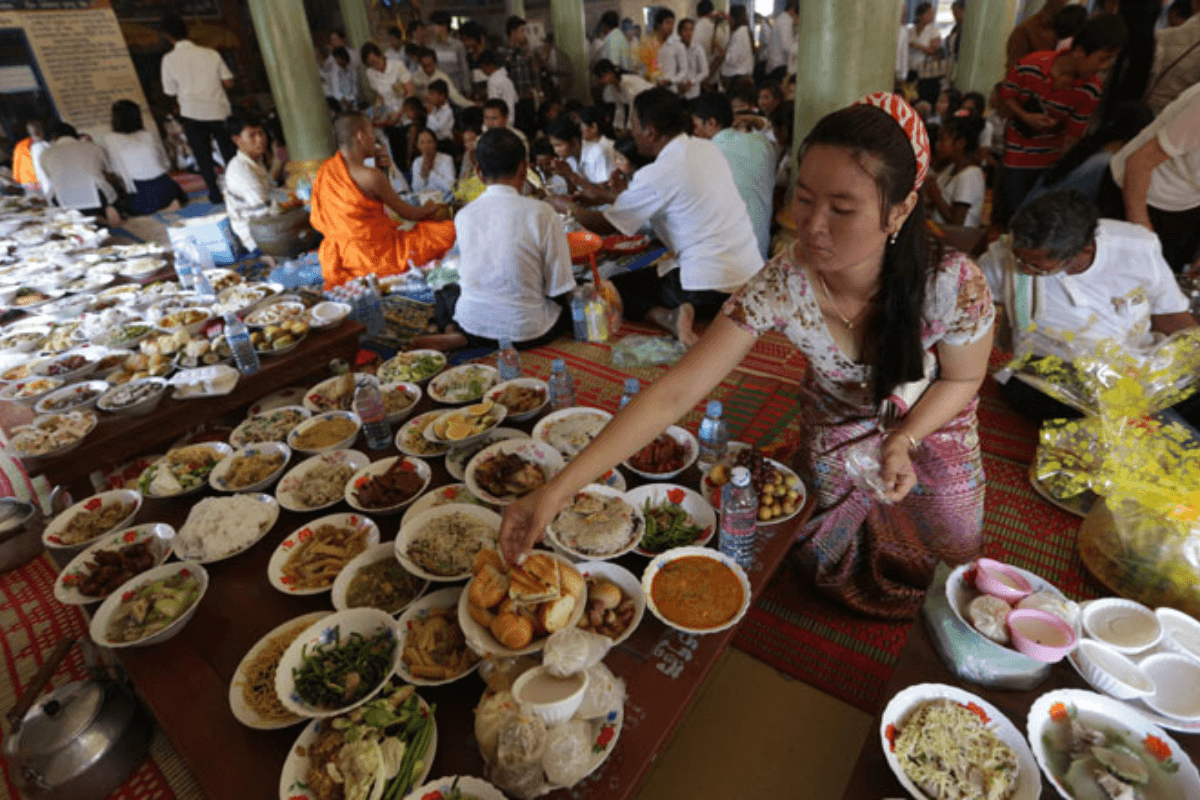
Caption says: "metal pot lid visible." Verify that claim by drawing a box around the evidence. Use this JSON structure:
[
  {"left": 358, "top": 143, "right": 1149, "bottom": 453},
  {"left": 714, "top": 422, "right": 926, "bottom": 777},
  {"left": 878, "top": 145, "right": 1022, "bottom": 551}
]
[
  {"left": 16, "top": 681, "right": 105, "bottom": 756},
  {"left": 0, "top": 498, "right": 36, "bottom": 536}
]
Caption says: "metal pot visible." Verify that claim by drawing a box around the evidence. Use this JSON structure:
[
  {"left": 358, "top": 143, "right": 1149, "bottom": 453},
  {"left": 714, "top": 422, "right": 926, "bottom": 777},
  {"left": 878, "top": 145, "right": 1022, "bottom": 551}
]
[
  {"left": 248, "top": 206, "right": 319, "bottom": 258},
  {"left": 3, "top": 639, "right": 153, "bottom": 800},
  {"left": 0, "top": 487, "right": 63, "bottom": 573}
]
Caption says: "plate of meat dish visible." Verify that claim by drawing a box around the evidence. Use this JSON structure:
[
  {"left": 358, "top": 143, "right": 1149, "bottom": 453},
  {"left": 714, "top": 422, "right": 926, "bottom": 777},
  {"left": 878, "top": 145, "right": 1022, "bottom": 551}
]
[{"left": 464, "top": 439, "right": 564, "bottom": 505}]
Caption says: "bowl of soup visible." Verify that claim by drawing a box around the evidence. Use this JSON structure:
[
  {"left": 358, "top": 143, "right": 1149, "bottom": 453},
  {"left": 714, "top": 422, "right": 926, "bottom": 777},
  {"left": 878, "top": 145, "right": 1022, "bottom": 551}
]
[{"left": 641, "top": 546, "right": 751, "bottom": 635}]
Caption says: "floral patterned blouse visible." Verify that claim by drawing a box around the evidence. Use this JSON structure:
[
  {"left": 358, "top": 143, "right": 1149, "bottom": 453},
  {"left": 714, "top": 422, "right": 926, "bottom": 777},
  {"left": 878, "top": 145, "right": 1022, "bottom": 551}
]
[{"left": 723, "top": 247, "right": 995, "bottom": 408}]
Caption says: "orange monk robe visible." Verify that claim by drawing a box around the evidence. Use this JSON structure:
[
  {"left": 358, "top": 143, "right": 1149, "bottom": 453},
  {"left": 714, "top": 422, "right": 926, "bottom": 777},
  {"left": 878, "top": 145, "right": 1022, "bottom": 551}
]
[
  {"left": 12, "top": 138, "right": 36, "bottom": 186},
  {"left": 310, "top": 152, "right": 456, "bottom": 288}
]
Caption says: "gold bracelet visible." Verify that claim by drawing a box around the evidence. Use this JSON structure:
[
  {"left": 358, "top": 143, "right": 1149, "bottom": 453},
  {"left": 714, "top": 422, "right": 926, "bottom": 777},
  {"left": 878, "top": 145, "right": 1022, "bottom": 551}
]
[{"left": 886, "top": 430, "right": 920, "bottom": 452}]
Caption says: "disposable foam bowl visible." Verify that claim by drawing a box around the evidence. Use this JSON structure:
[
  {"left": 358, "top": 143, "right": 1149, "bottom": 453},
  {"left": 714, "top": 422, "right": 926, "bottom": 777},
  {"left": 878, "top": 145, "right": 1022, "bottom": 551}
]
[
  {"left": 1082, "top": 597, "right": 1162, "bottom": 654},
  {"left": 1156, "top": 607, "right": 1200, "bottom": 664},
  {"left": 1006, "top": 608, "right": 1076, "bottom": 663},
  {"left": 1140, "top": 652, "right": 1200, "bottom": 722},
  {"left": 1074, "top": 638, "right": 1156, "bottom": 700},
  {"left": 511, "top": 665, "right": 589, "bottom": 727}
]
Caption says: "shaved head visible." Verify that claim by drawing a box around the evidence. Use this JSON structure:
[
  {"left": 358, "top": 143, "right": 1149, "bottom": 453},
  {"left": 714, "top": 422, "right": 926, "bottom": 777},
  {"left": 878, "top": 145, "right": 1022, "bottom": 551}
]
[{"left": 334, "top": 113, "right": 371, "bottom": 149}]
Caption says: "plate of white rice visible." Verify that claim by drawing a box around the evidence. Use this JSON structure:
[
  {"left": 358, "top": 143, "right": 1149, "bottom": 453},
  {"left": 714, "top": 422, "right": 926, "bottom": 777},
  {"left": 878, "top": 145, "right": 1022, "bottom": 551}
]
[{"left": 174, "top": 494, "right": 280, "bottom": 563}]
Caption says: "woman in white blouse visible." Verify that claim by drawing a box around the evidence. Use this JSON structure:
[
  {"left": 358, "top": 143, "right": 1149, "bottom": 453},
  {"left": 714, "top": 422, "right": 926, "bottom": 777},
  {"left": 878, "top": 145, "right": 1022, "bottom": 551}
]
[
  {"left": 101, "top": 100, "right": 186, "bottom": 216},
  {"left": 720, "top": 6, "right": 755, "bottom": 86},
  {"left": 410, "top": 129, "right": 456, "bottom": 198}
]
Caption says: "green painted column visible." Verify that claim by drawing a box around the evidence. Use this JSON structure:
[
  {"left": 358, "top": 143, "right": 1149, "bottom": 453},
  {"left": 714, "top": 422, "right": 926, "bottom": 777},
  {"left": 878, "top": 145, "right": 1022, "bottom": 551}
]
[
  {"left": 867, "top": 0, "right": 905, "bottom": 99},
  {"left": 713, "top": 0, "right": 728, "bottom": 12},
  {"left": 247, "top": 0, "right": 334, "bottom": 183},
  {"left": 957, "top": 0, "right": 1021, "bottom": 95},
  {"left": 339, "top": 0, "right": 372, "bottom": 54},
  {"left": 551, "top": 0, "right": 589, "bottom": 104}
]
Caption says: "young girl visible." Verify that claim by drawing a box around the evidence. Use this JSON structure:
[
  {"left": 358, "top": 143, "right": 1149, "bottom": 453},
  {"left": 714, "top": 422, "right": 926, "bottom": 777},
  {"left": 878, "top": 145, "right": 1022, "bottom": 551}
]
[
  {"left": 926, "top": 113, "right": 987, "bottom": 227},
  {"left": 410, "top": 128, "right": 456, "bottom": 197},
  {"left": 577, "top": 105, "right": 617, "bottom": 184}
]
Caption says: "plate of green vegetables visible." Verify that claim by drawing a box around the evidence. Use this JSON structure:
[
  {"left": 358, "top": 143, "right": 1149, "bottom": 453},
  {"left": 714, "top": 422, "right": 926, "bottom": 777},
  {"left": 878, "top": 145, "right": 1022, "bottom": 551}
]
[{"left": 624, "top": 484, "right": 717, "bottom": 557}]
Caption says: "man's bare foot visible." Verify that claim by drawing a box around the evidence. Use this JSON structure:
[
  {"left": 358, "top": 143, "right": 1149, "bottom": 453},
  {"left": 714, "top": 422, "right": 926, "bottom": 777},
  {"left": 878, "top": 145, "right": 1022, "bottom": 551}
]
[
  {"left": 165, "top": 199, "right": 183, "bottom": 212},
  {"left": 103, "top": 206, "right": 123, "bottom": 227},
  {"left": 409, "top": 332, "right": 468, "bottom": 351},
  {"left": 647, "top": 303, "right": 699, "bottom": 347}
]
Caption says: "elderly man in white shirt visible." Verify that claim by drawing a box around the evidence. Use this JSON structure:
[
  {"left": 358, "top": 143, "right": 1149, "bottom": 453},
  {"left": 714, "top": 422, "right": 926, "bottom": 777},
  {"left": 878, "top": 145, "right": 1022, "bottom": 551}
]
[
  {"left": 765, "top": 1, "right": 798, "bottom": 81},
  {"left": 159, "top": 14, "right": 234, "bottom": 205},
  {"left": 420, "top": 128, "right": 575, "bottom": 352},
  {"left": 38, "top": 123, "right": 120, "bottom": 225},
  {"left": 551, "top": 88, "right": 763, "bottom": 346},
  {"left": 362, "top": 42, "right": 414, "bottom": 171},
  {"left": 979, "top": 190, "right": 1199, "bottom": 423}
]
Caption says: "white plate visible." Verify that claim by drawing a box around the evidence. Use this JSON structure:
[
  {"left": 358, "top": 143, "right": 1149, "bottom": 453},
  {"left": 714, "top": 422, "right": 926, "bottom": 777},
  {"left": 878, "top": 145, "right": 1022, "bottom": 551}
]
[
  {"left": 274, "top": 608, "right": 402, "bottom": 718},
  {"left": 275, "top": 449, "right": 370, "bottom": 513},
  {"left": 575, "top": 560, "right": 646, "bottom": 646},
  {"left": 344, "top": 456, "right": 432, "bottom": 515},
  {"left": 427, "top": 363, "right": 498, "bottom": 404},
  {"left": 464, "top": 438, "right": 565, "bottom": 506},
  {"left": 303, "top": 372, "right": 367, "bottom": 413},
  {"left": 228, "top": 611, "right": 331, "bottom": 730},
  {"left": 423, "top": 403, "right": 507, "bottom": 447},
  {"left": 457, "top": 551, "right": 586, "bottom": 657},
  {"left": 641, "top": 546, "right": 751, "bottom": 635},
  {"left": 267, "top": 512, "right": 380, "bottom": 595},
  {"left": 395, "top": 586, "right": 481, "bottom": 685},
  {"left": 170, "top": 364, "right": 239, "bottom": 399},
  {"left": 208, "top": 442, "right": 291, "bottom": 493},
  {"left": 88, "top": 561, "right": 208, "bottom": 648},
  {"left": 445, "top": 427, "right": 529, "bottom": 480},
  {"left": 546, "top": 484, "right": 644, "bottom": 561},
  {"left": 1028, "top": 689, "right": 1200, "bottom": 799},
  {"left": 402, "top": 777, "right": 504, "bottom": 800},
  {"left": 174, "top": 493, "right": 280, "bottom": 564},
  {"left": 53, "top": 523, "right": 174, "bottom": 605},
  {"left": 245, "top": 301, "right": 304, "bottom": 327},
  {"left": 33, "top": 350, "right": 100, "bottom": 384},
  {"left": 532, "top": 406, "right": 612, "bottom": 460},
  {"left": 381, "top": 381, "right": 422, "bottom": 425},
  {"left": 287, "top": 410, "right": 361, "bottom": 455},
  {"left": 485, "top": 377, "right": 550, "bottom": 422},
  {"left": 377, "top": 349, "right": 446, "bottom": 384},
  {"left": 402, "top": 483, "right": 494, "bottom": 524},
  {"left": 699, "top": 443, "right": 808, "bottom": 526},
  {"left": 621, "top": 425, "right": 699, "bottom": 481},
  {"left": 0, "top": 375, "right": 64, "bottom": 406},
  {"left": 278, "top": 686, "right": 436, "bottom": 799},
  {"left": 331, "top": 542, "right": 429, "bottom": 615},
  {"left": 247, "top": 386, "right": 307, "bottom": 417},
  {"left": 881, "top": 683, "right": 1039, "bottom": 800},
  {"left": 624, "top": 484, "right": 717, "bottom": 556},
  {"left": 136, "top": 442, "right": 233, "bottom": 498},
  {"left": 394, "top": 410, "right": 451, "bottom": 458},
  {"left": 43, "top": 489, "right": 142, "bottom": 553},
  {"left": 229, "top": 405, "right": 311, "bottom": 448},
  {"left": 395, "top": 503, "right": 502, "bottom": 582}
]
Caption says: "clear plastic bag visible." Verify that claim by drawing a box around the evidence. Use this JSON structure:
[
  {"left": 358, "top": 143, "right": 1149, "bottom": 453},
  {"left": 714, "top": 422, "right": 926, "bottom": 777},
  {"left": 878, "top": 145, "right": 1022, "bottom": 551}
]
[
  {"left": 542, "top": 629, "right": 611, "bottom": 678},
  {"left": 610, "top": 334, "right": 688, "bottom": 367},
  {"left": 844, "top": 445, "right": 892, "bottom": 505},
  {"left": 542, "top": 720, "right": 595, "bottom": 786},
  {"left": 575, "top": 661, "right": 625, "bottom": 720}
]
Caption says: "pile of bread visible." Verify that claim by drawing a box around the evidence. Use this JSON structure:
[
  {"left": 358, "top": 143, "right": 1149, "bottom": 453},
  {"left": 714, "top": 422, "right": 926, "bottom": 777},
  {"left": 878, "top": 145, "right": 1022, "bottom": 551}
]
[{"left": 467, "top": 551, "right": 583, "bottom": 651}]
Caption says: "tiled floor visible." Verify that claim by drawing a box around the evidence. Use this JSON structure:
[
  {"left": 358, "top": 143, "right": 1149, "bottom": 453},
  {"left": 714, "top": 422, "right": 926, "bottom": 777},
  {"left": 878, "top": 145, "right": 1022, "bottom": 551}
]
[{"left": 635, "top": 649, "right": 873, "bottom": 799}]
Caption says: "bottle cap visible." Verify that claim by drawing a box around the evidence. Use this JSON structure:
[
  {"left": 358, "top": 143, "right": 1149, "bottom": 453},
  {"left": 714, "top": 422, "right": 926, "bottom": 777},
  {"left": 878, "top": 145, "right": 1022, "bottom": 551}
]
[
  {"left": 731, "top": 466, "right": 751, "bottom": 487},
  {"left": 499, "top": 338, "right": 513, "bottom": 350},
  {"left": 552, "top": 358, "right": 566, "bottom": 371},
  {"left": 706, "top": 400, "right": 722, "bottom": 417},
  {"left": 624, "top": 378, "right": 639, "bottom": 393}
]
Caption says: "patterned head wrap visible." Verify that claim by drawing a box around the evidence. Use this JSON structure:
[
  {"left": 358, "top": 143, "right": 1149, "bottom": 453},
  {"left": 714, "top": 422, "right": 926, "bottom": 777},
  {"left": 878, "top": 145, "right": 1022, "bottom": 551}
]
[{"left": 853, "top": 92, "right": 931, "bottom": 191}]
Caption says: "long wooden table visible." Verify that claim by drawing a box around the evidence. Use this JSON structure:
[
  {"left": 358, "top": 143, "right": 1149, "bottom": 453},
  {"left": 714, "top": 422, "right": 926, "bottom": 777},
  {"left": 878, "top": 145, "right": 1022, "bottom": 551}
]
[
  {"left": 94, "top": 393, "right": 814, "bottom": 800},
  {"left": 841, "top": 616, "right": 1200, "bottom": 798},
  {"left": 28, "top": 320, "right": 362, "bottom": 500}
]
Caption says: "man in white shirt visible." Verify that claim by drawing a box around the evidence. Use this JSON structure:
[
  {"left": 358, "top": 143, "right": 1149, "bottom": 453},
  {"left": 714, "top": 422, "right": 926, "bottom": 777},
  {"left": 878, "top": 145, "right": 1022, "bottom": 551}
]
[
  {"left": 678, "top": 19, "right": 708, "bottom": 99},
  {"left": 413, "top": 49, "right": 474, "bottom": 108},
  {"left": 362, "top": 42, "right": 414, "bottom": 168},
  {"left": 329, "top": 47, "right": 359, "bottom": 110},
  {"left": 552, "top": 88, "right": 763, "bottom": 346},
  {"left": 979, "top": 190, "right": 1198, "bottom": 422},
  {"left": 37, "top": 123, "right": 120, "bottom": 225},
  {"left": 427, "top": 11, "right": 472, "bottom": 95},
  {"left": 160, "top": 13, "right": 235, "bottom": 204},
  {"left": 482, "top": 99, "right": 528, "bottom": 157},
  {"left": 652, "top": 10, "right": 688, "bottom": 95},
  {"left": 427, "top": 128, "right": 575, "bottom": 351},
  {"left": 592, "top": 60, "right": 654, "bottom": 132},
  {"left": 222, "top": 113, "right": 272, "bottom": 253},
  {"left": 693, "top": 0, "right": 718, "bottom": 85},
  {"left": 765, "top": 1, "right": 798, "bottom": 82},
  {"left": 481, "top": 52, "right": 519, "bottom": 121},
  {"left": 384, "top": 27, "right": 406, "bottom": 65},
  {"left": 425, "top": 81, "right": 455, "bottom": 143}
]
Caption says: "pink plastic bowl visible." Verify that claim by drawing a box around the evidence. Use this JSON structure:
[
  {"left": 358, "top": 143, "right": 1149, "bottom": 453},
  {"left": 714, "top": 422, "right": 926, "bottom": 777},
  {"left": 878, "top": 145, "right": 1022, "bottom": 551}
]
[
  {"left": 1007, "top": 608, "right": 1077, "bottom": 663},
  {"left": 974, "top": 558, "right": 1033, "bottom": 604}
]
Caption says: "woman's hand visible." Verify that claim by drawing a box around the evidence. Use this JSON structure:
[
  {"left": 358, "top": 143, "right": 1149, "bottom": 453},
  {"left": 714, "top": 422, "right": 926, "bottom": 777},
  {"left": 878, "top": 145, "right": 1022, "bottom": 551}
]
[
  {"left": 880, "top": 433, "right": 918, "bottom": 502},
  {"left": 498, "top": 486, "right": 561, "bottom": 565}
]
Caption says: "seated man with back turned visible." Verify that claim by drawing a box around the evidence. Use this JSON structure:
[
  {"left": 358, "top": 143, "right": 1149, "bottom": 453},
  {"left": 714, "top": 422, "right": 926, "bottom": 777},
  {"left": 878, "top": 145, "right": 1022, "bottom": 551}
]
[
  {"left": 310, "top": 113, "right": 456, "bottom": 288},
  {"left": 979, "top": 190, "right": 1199, "bottom": 425}
]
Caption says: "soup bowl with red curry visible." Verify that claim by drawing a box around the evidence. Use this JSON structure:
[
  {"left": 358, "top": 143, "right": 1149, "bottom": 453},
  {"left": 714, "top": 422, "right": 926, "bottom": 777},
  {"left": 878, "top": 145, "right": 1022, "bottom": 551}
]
[{"left": 641, "top": 547, "right": 751, "bottom": 635}]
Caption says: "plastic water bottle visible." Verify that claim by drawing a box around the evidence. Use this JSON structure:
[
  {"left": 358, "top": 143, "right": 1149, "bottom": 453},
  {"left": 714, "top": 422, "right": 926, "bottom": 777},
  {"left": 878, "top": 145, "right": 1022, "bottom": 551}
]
[
  {"left": 223, "top": 313, "right": 260, "bottom": 376},
  {"left": 619, "top": 378, "right": 639, "bottom": 409},
  {"left": 719, "top": 466, "right": 758, "bottom": 570},
  {"left": 697, "top": 400, "right": 729, "bottom": 471},
  {"left": 497, "top": 339, "right": 522, "bottom": 381},
  {"left": 173, "top": 237, "right": 200, "bottom": 291},
  {"left": 353, "top": 376, "right": 392, "bottom": 450},
  {"left": 193, "top": 269, "right": 217, "bottom": 303},
  {"left": 570, "top": 288, "right": 589, "bottom": 341},
  {"left": 548, "top": 358, "right": 576, "bottom": 410}
]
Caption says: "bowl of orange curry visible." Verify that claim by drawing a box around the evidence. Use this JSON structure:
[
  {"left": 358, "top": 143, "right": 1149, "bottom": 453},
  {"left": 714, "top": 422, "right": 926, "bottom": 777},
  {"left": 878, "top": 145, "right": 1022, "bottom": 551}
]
[{"left": 641, "top": 547, "right": 751, "bottom": 635}]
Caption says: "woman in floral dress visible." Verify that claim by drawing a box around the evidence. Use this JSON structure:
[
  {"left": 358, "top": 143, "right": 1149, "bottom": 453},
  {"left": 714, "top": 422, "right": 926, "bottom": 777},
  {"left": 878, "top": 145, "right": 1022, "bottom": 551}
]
[{"left": 500, "top": 94, "right": 994, "bottom": 619}]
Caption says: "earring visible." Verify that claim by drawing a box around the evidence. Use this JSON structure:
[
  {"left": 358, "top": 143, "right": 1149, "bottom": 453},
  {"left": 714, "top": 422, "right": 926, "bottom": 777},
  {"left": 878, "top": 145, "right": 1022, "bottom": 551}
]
[{"left": 888, "top": 232, "right": 898, "bottom": 246}]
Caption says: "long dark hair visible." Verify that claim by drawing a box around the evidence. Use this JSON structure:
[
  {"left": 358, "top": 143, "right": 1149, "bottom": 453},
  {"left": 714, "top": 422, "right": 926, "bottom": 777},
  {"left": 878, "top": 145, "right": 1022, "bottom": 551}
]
[
  {"left": 111, "top": 100, "right": 144, "bottom": 135},
  {"left": 800, "top": 104, "right": 932, "bottom": 407}
]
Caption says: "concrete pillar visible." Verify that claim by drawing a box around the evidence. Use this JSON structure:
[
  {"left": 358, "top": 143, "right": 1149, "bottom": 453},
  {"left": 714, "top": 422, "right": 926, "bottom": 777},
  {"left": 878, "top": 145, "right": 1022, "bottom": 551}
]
[
  {"left": 713, "top": 0, "right": 729, "bottom": 12},
  {"left": 551, "top": 0, "right": 590, "bottom": 105},
  {"left": 247, "top": 0, "right": 334, "bottom": 187},
  {"left": 867, "top": 0, "right": 905, "bottom": 98},
  {"left": 507, "top": 0, "right": 526, "bottom": 17},
  {"left": 1019, "top": 0, "right": 1047, "bottom": 22},
  {"left": 339, "top": 0, "right": 372, "bottom": 53},
  {"left": 957, "top": 0, "right": 1021, "bottom": 95}
]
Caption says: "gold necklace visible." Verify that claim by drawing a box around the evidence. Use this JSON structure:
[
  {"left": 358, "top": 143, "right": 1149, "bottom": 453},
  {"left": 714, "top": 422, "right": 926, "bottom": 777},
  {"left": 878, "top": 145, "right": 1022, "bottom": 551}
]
[{"left": 818, "top": 273, "right": 862, "bottom": 330}]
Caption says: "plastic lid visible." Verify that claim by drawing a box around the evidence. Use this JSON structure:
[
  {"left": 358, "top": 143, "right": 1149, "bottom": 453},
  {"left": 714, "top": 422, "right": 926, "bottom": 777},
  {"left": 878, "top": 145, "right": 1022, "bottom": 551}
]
[
  {"left": 624, "top": 378, "right": 639, "bottom": 393},
  {"left": 551, "top": 358, "right": 566, "bottom": 371},
  {"left": 499, "top": 338, "right": 514, "bottom": 349},
  {"left": 706, "top": 400, "right": 722, "bottom": 417},
  {"left": 730, "top": 466, "right": 751, "bottom": 487}
]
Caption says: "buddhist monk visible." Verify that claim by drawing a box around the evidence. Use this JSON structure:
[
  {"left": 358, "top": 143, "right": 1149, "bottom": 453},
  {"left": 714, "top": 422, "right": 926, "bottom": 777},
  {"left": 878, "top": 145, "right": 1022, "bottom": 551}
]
[{"left": 310, "top": 113, "right": 456, "bottom": 288}]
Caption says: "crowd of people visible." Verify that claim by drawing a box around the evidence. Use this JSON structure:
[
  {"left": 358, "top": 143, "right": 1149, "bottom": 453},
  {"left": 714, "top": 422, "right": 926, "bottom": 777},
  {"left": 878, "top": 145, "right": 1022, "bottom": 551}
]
[{"left": 4, "top": 1, "right": 1200, "bottom": 618}]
